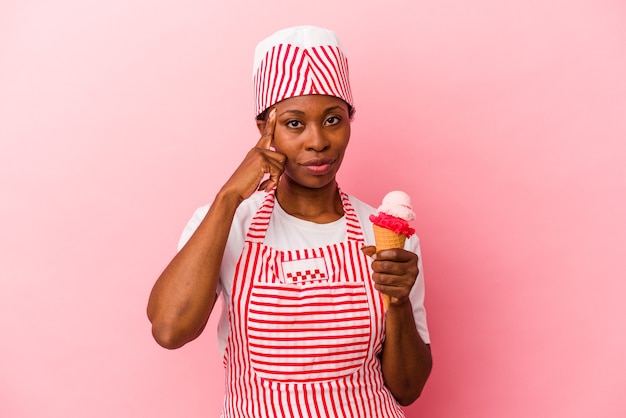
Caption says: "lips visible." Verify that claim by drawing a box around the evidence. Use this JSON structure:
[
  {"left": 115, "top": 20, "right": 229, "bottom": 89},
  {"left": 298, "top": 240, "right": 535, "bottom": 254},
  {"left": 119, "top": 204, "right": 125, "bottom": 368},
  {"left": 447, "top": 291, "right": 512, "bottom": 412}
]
[{"left": 300, "top": 157, "right": 336, "bottom": 175}]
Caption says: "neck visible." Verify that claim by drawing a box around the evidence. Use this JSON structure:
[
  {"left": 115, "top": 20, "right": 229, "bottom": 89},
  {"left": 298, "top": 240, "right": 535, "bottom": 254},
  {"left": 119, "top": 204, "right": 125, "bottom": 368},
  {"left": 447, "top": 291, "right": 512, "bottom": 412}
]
[{"left": 275, "top": 178, "right": 344, "bottom": 223}]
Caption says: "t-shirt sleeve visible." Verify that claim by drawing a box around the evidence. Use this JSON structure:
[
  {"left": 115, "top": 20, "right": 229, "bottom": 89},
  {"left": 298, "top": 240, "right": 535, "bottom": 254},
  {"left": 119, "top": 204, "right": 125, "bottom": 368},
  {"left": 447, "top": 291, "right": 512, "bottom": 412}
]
[
  {"left": 177, "top": 205, "right": 210, "bottom": 251},
  {"left": 406, "top": 234, "right": 430, "bottom": 344},
  {"left": 175, "top": 205, "right": 223, "bottom": 297}
]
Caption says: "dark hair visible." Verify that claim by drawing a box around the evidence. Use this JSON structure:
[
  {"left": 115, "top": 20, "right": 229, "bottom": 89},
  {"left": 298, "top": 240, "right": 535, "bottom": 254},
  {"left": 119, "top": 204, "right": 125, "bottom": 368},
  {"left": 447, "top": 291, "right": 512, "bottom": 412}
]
[{"left": 255, "top": 103, "right": 356, "bottom": 122}]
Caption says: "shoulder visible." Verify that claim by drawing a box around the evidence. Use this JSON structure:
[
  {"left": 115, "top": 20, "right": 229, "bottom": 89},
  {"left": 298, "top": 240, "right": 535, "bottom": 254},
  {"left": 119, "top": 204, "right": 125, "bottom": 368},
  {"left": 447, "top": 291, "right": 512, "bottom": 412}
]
[
  {"left": 234, "top": 191, "right": 268, "bottom": 223},
  {"left": 177, "top": 191, "right": 269, "bottom": 250},
  {"left": 345, "top": 193, "right": 377, "bottom": 216},
  {"left": 346, "top": 194, "right": 376, "bottom": 222},
  {"left": 343, "top": 193, "right": 376, "bottom": 245}
]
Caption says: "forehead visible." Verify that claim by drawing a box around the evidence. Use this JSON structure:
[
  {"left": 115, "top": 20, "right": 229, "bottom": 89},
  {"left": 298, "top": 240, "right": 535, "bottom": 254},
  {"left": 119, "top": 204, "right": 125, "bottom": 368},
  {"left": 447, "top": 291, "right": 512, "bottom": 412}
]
[{"left": 274, "top": 95, "right": 349, "bottom": 113}]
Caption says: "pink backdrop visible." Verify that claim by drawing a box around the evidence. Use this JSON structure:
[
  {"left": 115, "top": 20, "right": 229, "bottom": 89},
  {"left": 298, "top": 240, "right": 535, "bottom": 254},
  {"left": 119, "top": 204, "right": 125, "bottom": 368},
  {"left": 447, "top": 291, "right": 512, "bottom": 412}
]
[{"left": 2, "top": 0, "right": 625, "bottom": 417}]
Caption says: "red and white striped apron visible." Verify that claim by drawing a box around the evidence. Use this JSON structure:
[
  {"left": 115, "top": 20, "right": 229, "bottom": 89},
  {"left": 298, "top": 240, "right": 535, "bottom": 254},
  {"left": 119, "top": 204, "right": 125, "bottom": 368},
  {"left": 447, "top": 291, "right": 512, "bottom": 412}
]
[{"left": 221, "top": 190, "right": 405, "bottom": 418}]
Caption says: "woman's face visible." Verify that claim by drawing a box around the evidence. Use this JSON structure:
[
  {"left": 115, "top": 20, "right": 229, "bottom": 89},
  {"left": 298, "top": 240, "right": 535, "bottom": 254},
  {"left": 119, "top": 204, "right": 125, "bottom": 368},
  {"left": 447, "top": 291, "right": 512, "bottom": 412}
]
[{"left": 261, "top": 95, "right": 351, "bottom": 190}]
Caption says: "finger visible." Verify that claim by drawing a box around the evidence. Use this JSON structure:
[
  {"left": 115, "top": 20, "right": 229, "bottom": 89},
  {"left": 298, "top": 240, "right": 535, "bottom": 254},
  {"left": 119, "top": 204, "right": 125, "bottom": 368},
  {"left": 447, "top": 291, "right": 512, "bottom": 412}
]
[
  {"left": 263, "top": 149, "right": 286, "bottom": 165},
  {"left": 372, "top": 259, "right": 419, "bottom": 280},
  {"left": 374, "top": 248, "right": 415, "bottom": 262},
  {"left": 257, "top": 108, "right": 277, "bottom": 149},
  {"left": 258, "top": 166, "right": 280, "bottom": 191},
  {"left": 257, "top": 156, "right": 285, "bottom": 192},
  {"left": 373, "top": 282, "right": 404, "bottom": 305},
  {"left": 361, "top": 246, "right": 377, "bottom": 259},
  {"left": 372, "top": 277, "right": 412, "bottom": 304}
]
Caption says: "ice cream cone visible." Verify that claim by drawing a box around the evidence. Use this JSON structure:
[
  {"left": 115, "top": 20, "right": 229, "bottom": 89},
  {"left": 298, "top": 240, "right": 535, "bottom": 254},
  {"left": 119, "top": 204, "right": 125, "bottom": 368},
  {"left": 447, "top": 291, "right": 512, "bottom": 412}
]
[
  {"left": 372, "top": 224, "right": 407, "bottom": 250},
  {"left": 370, "top": 191, "right": 416, "bottom": 311},
  {"left": 372, "top": 225, "right": 407, "bottom": 310}
]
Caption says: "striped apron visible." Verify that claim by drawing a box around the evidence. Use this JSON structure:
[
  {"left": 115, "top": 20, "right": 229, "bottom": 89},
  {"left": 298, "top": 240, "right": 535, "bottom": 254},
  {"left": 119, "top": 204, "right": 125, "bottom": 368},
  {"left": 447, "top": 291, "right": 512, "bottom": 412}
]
[{"left": 221, "top": 190, "right": 404, "bottom": 418}]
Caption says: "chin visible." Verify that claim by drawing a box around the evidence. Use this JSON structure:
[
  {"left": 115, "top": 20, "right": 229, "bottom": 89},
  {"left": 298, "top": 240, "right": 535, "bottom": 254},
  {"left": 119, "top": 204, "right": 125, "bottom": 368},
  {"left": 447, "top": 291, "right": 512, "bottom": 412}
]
[{"left": 284, "top": 173, "right": 337, "bottom": 190}]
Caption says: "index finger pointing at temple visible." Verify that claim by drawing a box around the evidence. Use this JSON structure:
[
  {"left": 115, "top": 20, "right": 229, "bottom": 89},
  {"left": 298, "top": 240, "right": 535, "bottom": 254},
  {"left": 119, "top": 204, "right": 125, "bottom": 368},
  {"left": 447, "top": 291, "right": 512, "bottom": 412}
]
[{"left": 257, "top": 108, "right": 277, "bottom": 149}]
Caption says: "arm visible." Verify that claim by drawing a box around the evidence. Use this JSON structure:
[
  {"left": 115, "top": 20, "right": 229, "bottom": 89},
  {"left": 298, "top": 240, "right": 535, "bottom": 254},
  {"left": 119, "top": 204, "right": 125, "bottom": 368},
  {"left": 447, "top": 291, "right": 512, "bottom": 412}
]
[
  {"left": 382, "top": 298, "right": 432, "bottom": 405},
  {"left": 362, "top": 246, "right": 433, "bottom": 405},
  {"left": 147, "top": 191, "right": 240, "bottom": 349},
  {"left": 147, "top": 109, "right": 284, "bottom": 349}
]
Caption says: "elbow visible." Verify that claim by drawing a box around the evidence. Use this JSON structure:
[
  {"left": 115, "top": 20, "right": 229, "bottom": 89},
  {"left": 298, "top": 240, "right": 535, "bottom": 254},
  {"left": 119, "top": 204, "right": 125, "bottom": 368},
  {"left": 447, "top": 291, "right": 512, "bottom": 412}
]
[
  {"left": 147, "top": 308, "right": 181, "bottom": 349},
  {"left": 147, "top": 303, "right": 192, "bottom": 349},
  {"left": 149, "top": 312, "right": 195, "bottom": 349},
  {"left": 396, "top": 389, "right": 423, "bottom": 407},
  {"left": 151, "top": 323, "right": 187, "bottom": 349},
  {"left": 147, "top": 304, "right": 209, "bottom": 349},
  {"left": 149, "top": 312, "right": 207, "bottom": 350},
  {"left": 393, "top": 356, "right": 433, "bottom": 406}
]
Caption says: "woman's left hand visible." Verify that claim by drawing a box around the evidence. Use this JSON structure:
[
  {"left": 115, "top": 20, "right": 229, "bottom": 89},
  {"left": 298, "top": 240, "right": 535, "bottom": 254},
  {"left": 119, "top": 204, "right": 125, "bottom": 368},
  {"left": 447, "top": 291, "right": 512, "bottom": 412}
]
[
  {"left": 361, "top": 246, "right": 418, "bottom": 307},
  {"left": 362, "top": 245, "right": 431, "bottom": 405}
]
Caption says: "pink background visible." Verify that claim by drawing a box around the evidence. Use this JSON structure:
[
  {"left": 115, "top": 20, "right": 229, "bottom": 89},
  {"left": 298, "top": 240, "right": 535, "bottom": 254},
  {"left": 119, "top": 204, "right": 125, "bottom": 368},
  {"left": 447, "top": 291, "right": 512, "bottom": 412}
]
[{"left": 2, "top": 0, "right": 625, "bottom": 417}]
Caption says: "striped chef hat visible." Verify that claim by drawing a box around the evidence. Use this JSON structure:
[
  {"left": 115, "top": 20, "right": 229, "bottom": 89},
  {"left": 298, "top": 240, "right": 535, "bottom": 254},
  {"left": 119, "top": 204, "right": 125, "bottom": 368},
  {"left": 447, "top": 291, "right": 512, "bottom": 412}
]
[{"left": 253, "top": 25, "right": 354, "bottom": 117}]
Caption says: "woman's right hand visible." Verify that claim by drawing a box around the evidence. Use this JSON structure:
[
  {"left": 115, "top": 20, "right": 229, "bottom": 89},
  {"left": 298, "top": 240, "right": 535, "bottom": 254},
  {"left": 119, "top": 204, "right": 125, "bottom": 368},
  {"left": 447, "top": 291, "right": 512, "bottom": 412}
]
[{"left": 220, "top": 108, "right": 286, "bottom": 202}]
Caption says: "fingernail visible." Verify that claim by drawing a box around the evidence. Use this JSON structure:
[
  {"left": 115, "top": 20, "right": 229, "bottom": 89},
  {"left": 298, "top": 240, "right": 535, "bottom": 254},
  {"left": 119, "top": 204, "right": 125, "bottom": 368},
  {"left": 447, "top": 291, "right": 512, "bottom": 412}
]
[{"left": 269, "top": 108, "right": 276, "bottom": 119}]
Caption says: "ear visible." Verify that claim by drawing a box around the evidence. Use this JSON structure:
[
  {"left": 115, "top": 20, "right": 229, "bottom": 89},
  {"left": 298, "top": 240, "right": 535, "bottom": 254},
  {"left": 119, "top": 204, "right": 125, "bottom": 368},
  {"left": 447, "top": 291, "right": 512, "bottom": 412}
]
[{"left": 256, "top": 119, "right": 265, "bottom": 135}]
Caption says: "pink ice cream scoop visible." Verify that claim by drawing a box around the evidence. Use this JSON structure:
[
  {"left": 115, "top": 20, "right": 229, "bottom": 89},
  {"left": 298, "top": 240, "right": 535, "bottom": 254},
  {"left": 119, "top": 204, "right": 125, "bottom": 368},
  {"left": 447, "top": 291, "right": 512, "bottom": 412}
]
[{"left": 369, "top": 190, "right": 416, "bottom": 238}]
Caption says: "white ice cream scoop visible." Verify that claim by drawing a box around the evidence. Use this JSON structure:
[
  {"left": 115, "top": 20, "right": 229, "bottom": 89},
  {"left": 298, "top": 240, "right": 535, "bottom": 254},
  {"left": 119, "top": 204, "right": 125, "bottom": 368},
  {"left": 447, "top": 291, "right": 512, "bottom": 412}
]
[{"left": 377, "top": 190, "right": 416, "bottom": 221}]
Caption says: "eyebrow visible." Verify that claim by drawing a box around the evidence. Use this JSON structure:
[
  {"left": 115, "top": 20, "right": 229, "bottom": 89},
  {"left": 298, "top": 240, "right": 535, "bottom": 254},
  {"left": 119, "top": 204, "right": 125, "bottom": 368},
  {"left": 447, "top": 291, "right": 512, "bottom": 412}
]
[{"left": 279, "top": 106, "right": 346, "bottom": 117}]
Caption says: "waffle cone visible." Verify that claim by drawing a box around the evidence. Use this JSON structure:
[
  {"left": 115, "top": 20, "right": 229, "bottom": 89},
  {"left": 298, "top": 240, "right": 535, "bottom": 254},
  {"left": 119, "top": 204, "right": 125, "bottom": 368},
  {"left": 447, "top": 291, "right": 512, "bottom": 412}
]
[
  {"left": 372, "top": 224, "right": 407, "bottom": 250},
  {"left": 372, "top": 225, "right": 407, "bottom": 310}
]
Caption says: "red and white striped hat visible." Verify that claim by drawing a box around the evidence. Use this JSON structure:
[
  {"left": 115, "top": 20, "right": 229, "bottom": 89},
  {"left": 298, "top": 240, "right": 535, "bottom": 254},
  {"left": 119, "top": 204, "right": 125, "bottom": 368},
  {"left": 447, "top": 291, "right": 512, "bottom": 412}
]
[{"left": 253, "top": 26, "right": 354, "bottom": 117}]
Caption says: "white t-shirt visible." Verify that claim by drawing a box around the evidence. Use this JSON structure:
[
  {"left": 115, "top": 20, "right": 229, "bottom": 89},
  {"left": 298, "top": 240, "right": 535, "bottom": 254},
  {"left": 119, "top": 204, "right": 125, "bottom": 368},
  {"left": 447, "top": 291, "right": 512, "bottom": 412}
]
[{"left": 178, "top": 191, "right": 430, "bottom": 355}]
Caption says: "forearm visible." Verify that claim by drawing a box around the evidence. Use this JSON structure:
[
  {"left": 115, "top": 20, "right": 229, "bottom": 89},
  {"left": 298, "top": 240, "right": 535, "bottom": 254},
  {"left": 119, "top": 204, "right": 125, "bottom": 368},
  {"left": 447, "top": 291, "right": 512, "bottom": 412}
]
[
  {"left": 381, "top": 301, "right": 432, "bottom": 406},
  {"left": 147, "top": 190, "right": 241, "bottom": 349}
]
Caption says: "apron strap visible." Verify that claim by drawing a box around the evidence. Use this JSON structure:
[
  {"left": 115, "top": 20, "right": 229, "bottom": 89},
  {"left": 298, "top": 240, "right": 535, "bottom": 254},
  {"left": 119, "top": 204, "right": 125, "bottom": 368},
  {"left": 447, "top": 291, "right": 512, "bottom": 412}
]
[
  {"left": 341, "top": 189, "right": 366, "bottom": 242},
  {"left": 245, "top": 190, "right": 277, "bottom": 243},
  {"left": 245, "top": 188, "right": 366, "bottom": 243}
]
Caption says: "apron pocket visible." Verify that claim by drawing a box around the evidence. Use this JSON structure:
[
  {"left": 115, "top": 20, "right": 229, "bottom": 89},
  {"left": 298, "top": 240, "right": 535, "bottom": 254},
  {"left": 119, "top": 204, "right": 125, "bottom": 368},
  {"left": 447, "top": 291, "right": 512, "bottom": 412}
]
[{"left": 247, "top": 282, "right": 371, "bottom": 383}]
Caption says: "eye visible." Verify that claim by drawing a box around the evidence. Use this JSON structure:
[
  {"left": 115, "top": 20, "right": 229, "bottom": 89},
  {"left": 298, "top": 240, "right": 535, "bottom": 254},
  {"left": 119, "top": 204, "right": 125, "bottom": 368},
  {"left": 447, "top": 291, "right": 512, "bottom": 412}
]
[
  {"left": 325, "top": 116, "right": 341, "bottom": 126},
  {"left": 286, "top": 120, "right": 303, "bottom": 129}
]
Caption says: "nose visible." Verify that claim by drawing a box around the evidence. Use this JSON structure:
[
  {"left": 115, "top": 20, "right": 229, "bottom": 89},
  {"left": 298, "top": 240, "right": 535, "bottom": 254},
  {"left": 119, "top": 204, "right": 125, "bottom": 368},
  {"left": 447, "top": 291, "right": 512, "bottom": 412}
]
[{"left": 304, "top": 125, "right": 330, "bottom": 152}]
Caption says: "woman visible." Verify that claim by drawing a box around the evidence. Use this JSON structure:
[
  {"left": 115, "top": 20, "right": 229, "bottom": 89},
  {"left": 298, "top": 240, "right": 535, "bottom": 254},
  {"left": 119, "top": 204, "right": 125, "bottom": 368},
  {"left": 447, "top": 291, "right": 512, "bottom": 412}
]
[{"left": 147, "top": 25, "right": 432, "bottom": 417}]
